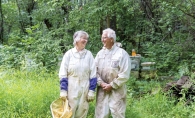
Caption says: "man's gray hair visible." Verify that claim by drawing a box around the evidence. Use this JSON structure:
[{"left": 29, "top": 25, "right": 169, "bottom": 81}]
[
  {"left": 73, "top": 30, "right": 89, "bottom": 45},
  {"left": 103, "top": 28, "right": 116, "bottom": 42}
]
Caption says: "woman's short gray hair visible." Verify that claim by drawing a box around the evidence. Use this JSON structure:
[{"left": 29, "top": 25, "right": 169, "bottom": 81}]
[
  {"left": 73, "top": 30, "right": 89, "bottom": 45},
  {"left": 103, "top": 28, "right": 116, "bottom": 42}
]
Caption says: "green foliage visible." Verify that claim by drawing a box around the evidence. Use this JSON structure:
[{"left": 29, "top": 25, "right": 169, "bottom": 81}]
[
  {"left": 1, "top": 69, "right": 195, "bottom": 117},
  {"left": 0, "top": 69, "right": 58, "bottom": 117},
  {"left": 129, "top": 92, "right": 191, "bottom": 118},
  {"left": 0, "top": 45, "right": 24, "bottom": 69},
  {"left": 0, "top": 23, "right": 67, "bottom": 70},
  {"left": 0, "top": 36, "right": 63, "bottom": 71},
  {"left": 1, "top": 0, "right": 195, "bottom": 117},
  {"left": 1, "top": 0, "right": 195, "bottom": 76},
  {"left": 141, "top": 40, "right": 195, "bottom": 76}
]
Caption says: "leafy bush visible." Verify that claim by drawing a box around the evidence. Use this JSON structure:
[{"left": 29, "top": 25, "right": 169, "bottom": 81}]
[{"left": 0, "top": 35, "right": 64, "bottom": 71}]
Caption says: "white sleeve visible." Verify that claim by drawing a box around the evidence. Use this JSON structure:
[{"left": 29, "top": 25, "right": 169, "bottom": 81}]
[
  {"left": 89, "top": 51, "right": 96, "bottom": 79},
  {"left": 59, "top": 51, "right": 70, "bottom": 79},
  {"left": 110, "top": 51, "right": 131, "bottom": 89},
  {"left": 95, "top": 52, "right": 104, "bottom": 86}
]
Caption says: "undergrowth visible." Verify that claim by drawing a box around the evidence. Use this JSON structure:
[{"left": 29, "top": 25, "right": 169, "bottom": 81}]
[{"left": 0, "top": 69, "right": 195, "bottom": 118}]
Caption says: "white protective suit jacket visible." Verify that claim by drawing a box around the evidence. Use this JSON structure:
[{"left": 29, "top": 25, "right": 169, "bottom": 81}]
[
  {"left": 59, "top": 47, "right": 97, "bottom": 118},
  {"left": 95, "top": 44, "right": 131, "bottom": 118}
]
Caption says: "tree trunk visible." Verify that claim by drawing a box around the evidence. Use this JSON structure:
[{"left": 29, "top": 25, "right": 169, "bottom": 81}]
[
  {"left": 15, "top": 0, "right": 26, "bottom": 34},
  {"left": 0, "top": 0, "right": 4, "bottom": 43},
  {"left": 140, "top": 0, "right": 162, "bottom": 40},
  {"left": 26, "top": 0, "right": 36, "bottom": 26}
]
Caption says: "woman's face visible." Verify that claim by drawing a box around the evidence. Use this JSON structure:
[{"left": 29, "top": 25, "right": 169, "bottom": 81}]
[{"left": 76, "top": 35, "right": 88, "bottom": 50}]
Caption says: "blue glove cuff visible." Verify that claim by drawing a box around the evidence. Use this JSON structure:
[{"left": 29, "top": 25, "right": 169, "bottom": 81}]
[
  {"left": 89, "top": 77, "right": 97, "bottom": 91},
  {"left": 60, "top": 78, "right": 68, "bottom": 91}
]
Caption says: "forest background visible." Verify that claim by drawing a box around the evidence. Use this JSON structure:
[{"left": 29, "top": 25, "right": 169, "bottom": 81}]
[{"left": 0, "top": 0, "right": 195, "bottom": 117}]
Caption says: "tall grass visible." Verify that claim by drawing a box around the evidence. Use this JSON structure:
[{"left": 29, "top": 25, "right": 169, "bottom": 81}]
[
  {"left": 0, "top": 69, "right": 195, "bottom": 118},
  {"left": 126, "top": 79, "right": 194, "bottom": 118},
  {"left": 0, "top": 69, "right": 59, "bottom": 118}
]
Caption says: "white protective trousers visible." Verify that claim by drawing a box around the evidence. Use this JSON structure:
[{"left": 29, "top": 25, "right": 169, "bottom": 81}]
[
  {"left": 59, "top": 48, "right": 96, "bottom": 118},
  {"left": 95, "top": 44, "right": 131, "bottom": 118}
]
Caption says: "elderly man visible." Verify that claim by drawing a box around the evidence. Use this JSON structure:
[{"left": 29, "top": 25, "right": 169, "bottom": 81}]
[{"left": 95, "top": 28, "right": 131, "bottom": 118}]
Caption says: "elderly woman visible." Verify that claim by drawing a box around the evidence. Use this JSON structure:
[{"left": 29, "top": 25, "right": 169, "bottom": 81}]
[{"left": 59, "top": 30, "right": 97, "bottom": 118}]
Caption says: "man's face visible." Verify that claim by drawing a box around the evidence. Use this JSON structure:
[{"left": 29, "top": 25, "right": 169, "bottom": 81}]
[{"left": 101, "top": 33, "right": 113, "bottom": 49}]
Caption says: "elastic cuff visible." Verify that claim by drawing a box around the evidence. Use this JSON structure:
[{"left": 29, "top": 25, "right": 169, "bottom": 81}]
[
  {"left": 60, "top": 78, "right": 68, "bottom": 91},
  {"left": 89, "top": 90, "right": 95, "bottom": 93},
  {"left": 60, "top": 90, "right": 67, "bottom": 97},
  {"left": 97, "top": 81, "right": 102, "bottom": 86},
  {"left": 88, "top": 90, "right": 95, "bottom": 96},
  {"left": 110, "top": 81, "right": 118, "bottom": 89},
  {"left": 89, "top": 77, "right": 97, "bottom": 91}
]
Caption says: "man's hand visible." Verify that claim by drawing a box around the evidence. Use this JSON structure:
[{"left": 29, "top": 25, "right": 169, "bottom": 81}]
[
  {"left": 101, "top": 83, "right": 112, "bottom": 93},
  {"left": 100, "top": 82, "right": 107, "bottom": 88},
  {"left": 103, "top": 84, "right": 112, "bottom": 92}
]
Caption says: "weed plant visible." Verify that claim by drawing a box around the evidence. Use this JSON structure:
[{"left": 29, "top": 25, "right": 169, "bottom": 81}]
[
  {"left": 0, "top": 69, "right": 58, "bottom": 118},
  {"left": 0, "top": 69, "right": 195, "bottom": 118}
]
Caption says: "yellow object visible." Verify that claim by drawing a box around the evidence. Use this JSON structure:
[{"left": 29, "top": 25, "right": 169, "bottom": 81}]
[
  {"left": 50, "top": 98, "right": 72, "bottom": 118},
  {"left": 132, "top": 49, "right": 136, "bottom": 56}
]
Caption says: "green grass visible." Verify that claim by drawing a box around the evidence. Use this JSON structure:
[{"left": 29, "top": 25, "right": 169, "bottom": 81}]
[
  {"left": 0, "top": 69, "right": 195, "bottom": 118},
  {"left": 0, "top": 69, "right": 58, "bottom": 118}
]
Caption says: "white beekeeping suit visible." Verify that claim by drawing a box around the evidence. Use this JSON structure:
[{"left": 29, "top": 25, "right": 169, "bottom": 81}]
[
  {"left": 59, "top": 47, "right": 97, "bottom": 118},
  {"left": 95, "top": 44, "right": 131, "bottom": 118}
]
